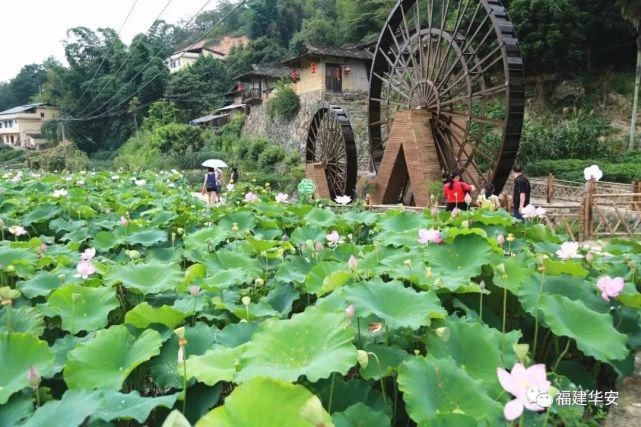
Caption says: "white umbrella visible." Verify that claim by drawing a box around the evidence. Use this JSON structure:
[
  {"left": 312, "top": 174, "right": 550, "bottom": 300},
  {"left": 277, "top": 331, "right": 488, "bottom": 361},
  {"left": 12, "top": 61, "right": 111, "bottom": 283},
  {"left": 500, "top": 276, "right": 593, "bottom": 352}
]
[{"left": 201, "top": 159, "right": 228, "bottom": 168}]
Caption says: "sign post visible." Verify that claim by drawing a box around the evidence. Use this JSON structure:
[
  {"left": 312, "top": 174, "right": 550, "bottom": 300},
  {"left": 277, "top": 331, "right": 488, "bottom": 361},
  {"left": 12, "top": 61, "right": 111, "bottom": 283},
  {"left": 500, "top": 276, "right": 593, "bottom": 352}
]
[{"left": 297, "top": 179, "right": 317, "bottom": 204}]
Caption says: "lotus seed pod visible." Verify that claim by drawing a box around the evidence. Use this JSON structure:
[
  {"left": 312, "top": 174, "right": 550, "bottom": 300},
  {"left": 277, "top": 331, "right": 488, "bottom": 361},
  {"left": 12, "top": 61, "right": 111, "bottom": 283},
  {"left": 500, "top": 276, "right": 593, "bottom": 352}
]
[
  {"left": 435, "top": 327, "right": 451, "bottom": 341},
  {"left": 241, "top": 296, "right": 251, "bottom": 306}
]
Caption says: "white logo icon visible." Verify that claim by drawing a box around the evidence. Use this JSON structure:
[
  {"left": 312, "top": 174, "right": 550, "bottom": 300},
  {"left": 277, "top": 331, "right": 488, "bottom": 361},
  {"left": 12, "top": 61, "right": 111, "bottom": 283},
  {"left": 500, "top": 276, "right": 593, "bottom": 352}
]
[{"left": 526, "top": 386, "right": 553, "bottom": 408}]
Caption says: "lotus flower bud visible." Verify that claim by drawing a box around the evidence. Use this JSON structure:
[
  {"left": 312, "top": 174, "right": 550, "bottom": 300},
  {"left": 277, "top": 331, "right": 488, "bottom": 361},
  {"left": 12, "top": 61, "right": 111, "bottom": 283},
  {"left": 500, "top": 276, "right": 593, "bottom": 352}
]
[
  {"left": 435, "top": 327, "right": 450, "bottom": 341},
  {"left": 315, "top": 241, "right": 324, "bottom": 252},
  {"left": 628, "top": 261, "right": 637, "bottom": 271},
  {"left": 177, "top": 345, "right": 185, "bottom": 364},
  {"left": 431, "top": 207, "right": 439, "bottom": 217},
  {"left": 451, "top": 208, "right": 459, "bottom": 218},
  {"left": 348, "top": 255, "right": 358, "bottom": 271},
  {"left": 461, "top": 220, "right": 469, "bottom": 229},
  {"left": 231, "top": 223, "right": 239, "bottom": 232},
  {"left": 479, "top": 281, "right": 486, "bottom": 289},
  {"left": 585, "top": 251, "right": 594, "bottom": 262},
  {"left": 177, "top": 228, "right": 184, "bottom": 236},
  {"left": 403, "top": 259, "right": 412, "bottom": 268},
  {"left": 241, "top": 296, "right": 251, "bottom": 306},
  {"left": 497, "top": 234, "right": 506, "bottom": 245},
  {"left": 496, "top": 263, "right": 506, "bottom": 275},
  {"left": 6, "top": 265, "right": 15, "bottom": 273},
  {"left": 356, "top": 350, "right": 369, "bottom": 369},
  {"left": 174, "top": 326, "right": 185, "bottom": 340},
  {"left": 464, "top": 193, "right": 473, "bottom": 205},
  {"left": 27, "top": 367, "right": 41, "bottom": 388},
  {"left": 254, "top": 278, "right": 265, "bottom": 287},
  {"left": 190, "top": 286, "right": 201, "bottom": 297},
  {"left": 513, "top": 343, "right": 530, "bottom": 365},
  {"left": 126, "top": 250, "right": 141, "bottom": 260},
  {"left": 345, "top": 304, "right": 355, "bottom": 319}
]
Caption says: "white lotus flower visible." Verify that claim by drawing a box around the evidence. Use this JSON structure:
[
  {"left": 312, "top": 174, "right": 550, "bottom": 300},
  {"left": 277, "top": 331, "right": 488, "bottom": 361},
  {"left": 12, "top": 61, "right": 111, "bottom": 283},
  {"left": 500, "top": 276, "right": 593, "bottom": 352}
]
[
  {"left": 52, "top": 189, "right": 68, "bottom": 198},
  {"left": 134, "top": 179, "right": 146, "bottom": 186},
  {"left": 275, "top": 193, "right": 289, "bottom": 203},
  {"left": 227, "top": 184, "right": 235, "bottom": 191},
  {"left": 335, "top": 195, "right": 352, "bottom": 205},
  {"left": 556, "top": 241, "right": 583, "bottom": 260},
  {"left": 584, "top": 165, "right": 603, "bottom": 182},
  {"left": 111, "top": 175, "right": 120, "bottom": 180},
  {"left": 8, "top": 225, "right": 27, "bottom": 236}
]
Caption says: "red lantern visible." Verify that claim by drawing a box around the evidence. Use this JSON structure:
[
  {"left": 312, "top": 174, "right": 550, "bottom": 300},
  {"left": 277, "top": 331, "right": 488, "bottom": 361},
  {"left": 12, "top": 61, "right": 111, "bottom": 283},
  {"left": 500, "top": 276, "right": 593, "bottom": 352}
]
[
  {"left": 236, "top": 81, "right": 243, "bottom": 92},
  {"left": 310, "top": 62, "right": 317, "bottom": 74},
  {"left": 290, "top": 69, "right": 300, "bottom": 82}
]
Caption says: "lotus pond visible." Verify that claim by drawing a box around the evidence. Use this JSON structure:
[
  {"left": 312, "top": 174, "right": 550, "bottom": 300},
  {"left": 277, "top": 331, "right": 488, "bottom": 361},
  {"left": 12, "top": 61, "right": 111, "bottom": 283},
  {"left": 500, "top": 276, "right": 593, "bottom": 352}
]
[{"left": 1, "top": 169, "right": 640, "bottom": 426}]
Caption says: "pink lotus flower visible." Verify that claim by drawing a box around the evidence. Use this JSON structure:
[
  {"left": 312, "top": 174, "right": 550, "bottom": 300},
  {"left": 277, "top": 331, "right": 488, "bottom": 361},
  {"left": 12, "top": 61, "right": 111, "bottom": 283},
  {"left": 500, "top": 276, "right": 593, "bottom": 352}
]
[
  {"left": 522, "top": 204, "right": 538, "bottom": 219},
  {"left": 431, "top": 207, "right": 439, "bottom": 217},
  {"left": 315, "top": 241, "right": 324, "bottom": 252},
  {"left": 8, "top": 225, "right": 26, "bottom": 236},
  {"left": 597, "top": 276, "right": 624, "bottom": 302},
  {"left": 190, "top": 286, "right": 201, "bottom": 297},
  {"left": 497, "top": 363, "right": 551, "bottom": 421},
  {"left": 244, "top": 192, "right": 258, "bottom": 203},
  {"left": 275, "top": 193, "right": 289, "bottom": 203},
  {"left": 345, "top": 304, "right": 355, "bottom": 319},
  {"left": 348, "top": 255, "right": 358, "bottom": 271},
  {"left": 80, "top": 248, "right": 96, "bottom": 262},
  {"left": 326, "top": 231, "right": 340, "bottom": 246},
  {"left": 556, "top": 242, "right": 582, "bottom": 260},
  {"left": 464, "top": 193, "right": 473, "bottom": 205},
  {"left": 497, "top": 234, "right": 506, "bottom": 245},
  {"left": 451, "top": 208, "right": 459, "bottom": 218},
  {"left": 535, "top": 207, "right": 547, "bottom": 218},
  {"left": 27, "top": 367, "right": 41, "bottom": 388},
  {"left": 120, "top": 216, "right": 129, "bottom": 226},
  {"left": 417, "top": 228, "right": 442, "bottom": 245},
  {"left": 369, "top": 322, "right": 384, "bottom": 333},
  {"left": 76, "top": 261, "right": 96, "bottom": 280}
]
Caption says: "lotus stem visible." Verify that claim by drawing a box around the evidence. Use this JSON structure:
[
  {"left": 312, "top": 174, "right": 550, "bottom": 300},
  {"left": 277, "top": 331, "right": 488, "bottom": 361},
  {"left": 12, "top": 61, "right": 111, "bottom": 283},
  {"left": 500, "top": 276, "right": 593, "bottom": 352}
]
[
  {"left": 357, "top": 318, "right": 361, "bottom": 346},
  {"left": 182, "top": 351, "right": 188, "bottom": 414},
  {"left": 368, "top": 352, "right": 388, "bottom": 408},
  {"left": 328, "top": 372, "right": 336, "bottom": 413},
  {"left": 479, "top": 291, "right": 483, "bottom": 322},
  {"left": 532, "top": 272, "right": 545, "bottom": 357},
  {"left": 501, "top": 287, "right": 507, "bottom": 362},
  {"left": 553, "top": 338, "right": 572, "bottom": 372},
  {"left": 35, "top": 387, "right": 40, "bottom": 407}
]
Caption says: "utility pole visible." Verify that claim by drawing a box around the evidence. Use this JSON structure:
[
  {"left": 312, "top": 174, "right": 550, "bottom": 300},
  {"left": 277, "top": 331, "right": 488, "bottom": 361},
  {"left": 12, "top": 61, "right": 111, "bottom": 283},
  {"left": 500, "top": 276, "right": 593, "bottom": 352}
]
[{"left": 129, "top": 97, "right": 139, "bottom": 135}]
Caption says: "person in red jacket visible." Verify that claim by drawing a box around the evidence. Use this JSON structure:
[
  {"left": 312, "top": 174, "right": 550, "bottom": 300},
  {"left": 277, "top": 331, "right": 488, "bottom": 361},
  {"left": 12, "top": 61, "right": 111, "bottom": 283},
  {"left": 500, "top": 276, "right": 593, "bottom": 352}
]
[{"left": 443, "top": 170, "right": 476, "bottom": 211}]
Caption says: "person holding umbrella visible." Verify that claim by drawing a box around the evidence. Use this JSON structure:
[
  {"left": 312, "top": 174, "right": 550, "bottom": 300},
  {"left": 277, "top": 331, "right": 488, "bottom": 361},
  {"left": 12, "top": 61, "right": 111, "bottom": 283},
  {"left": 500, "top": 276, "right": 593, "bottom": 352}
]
[{"left": 201, "top": 159, "right": 228, "bottom": 207}]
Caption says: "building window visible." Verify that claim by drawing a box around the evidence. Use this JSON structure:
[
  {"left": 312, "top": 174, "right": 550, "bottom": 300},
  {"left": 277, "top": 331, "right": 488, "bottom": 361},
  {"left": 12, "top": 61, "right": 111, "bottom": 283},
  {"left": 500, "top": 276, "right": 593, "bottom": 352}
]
[
  {"left": 41, "top": 113, "right": 45, "bottom": 118},
  {"left": 325, "top": 64, "right": 343, "bottom": 94}
]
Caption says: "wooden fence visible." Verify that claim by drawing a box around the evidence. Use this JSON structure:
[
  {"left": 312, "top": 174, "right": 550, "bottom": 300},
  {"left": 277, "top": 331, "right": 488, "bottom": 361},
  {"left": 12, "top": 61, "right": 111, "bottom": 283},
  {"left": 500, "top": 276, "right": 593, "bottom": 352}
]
[{"left": 501, "top": 179, "right": 641, "bottom": 240}]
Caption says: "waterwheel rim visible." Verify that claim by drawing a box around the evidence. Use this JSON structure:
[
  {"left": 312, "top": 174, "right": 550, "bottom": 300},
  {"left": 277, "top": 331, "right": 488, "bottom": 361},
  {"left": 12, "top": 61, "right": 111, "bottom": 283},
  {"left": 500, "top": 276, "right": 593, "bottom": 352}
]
[
  {"left": 306, "top": 106, "right": 358, "bottom": 199},
  {"left": 368, "top": 0, "right": 525, "bottom": 193}
]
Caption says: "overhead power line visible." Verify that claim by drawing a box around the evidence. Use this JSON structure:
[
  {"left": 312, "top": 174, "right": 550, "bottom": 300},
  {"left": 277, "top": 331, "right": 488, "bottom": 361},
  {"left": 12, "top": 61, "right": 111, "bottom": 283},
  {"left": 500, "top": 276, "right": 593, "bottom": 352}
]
[
  {"left": 76, "top": 0, "right": 140, "bottom": 104},
  {"left": 74, "top": 0, "right": 173, "bottom": 117},
  {"left": 75, "top": 0, "right": 215, "bottom": 121},
  {"left": 96, "top": 0, "right": 250, "bottom": 118}
]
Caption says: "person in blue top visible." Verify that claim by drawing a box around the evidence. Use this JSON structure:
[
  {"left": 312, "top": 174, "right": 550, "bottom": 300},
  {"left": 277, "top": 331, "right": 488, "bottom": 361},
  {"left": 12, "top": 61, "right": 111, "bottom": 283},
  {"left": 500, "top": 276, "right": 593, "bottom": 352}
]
[{"left": 201, "top": 168, "right": 219, "bottom": 207}]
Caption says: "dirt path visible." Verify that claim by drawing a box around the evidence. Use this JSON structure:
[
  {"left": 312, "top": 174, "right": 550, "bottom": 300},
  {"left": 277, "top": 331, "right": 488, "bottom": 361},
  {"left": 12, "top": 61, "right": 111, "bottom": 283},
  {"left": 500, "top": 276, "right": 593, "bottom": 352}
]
[{"left": 604, "top": 352, "right": 641, "bottom": 426}]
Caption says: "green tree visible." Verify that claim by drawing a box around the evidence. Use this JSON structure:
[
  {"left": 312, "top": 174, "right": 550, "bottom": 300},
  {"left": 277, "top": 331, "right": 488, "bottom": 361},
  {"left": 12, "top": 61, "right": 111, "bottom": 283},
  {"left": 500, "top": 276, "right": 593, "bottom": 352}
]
[
  {"left": 142, "top": 100, "right": 180, "bottom": 131},
  {"left": 509, "top": 0, "right": 586, "bottom": 73},
  {"left": 152, "top": 123, "right": 204, "bottom": 157},
  {"left": 166, "top": 55, "right": 229, "bottom": 120}
]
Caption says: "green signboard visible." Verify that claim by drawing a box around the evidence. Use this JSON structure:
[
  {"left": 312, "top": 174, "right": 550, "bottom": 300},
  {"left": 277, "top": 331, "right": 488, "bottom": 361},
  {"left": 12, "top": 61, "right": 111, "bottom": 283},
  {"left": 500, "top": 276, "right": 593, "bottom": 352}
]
[{"left": 298, "top": 179, "right": 317, "bottom": 195}]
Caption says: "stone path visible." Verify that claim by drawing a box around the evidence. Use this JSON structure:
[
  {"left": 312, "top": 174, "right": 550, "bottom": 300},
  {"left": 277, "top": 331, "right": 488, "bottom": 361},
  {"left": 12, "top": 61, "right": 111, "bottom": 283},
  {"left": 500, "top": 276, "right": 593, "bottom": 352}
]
[{"left": 604, "top": 352, "right": 641, "bottom": 426}]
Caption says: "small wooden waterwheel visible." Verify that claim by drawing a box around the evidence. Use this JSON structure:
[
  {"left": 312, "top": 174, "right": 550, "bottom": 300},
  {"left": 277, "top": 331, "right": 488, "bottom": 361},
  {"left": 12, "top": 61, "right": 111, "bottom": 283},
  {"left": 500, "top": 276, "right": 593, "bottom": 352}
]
[
  {"left": 305, "top": 105, "right": 358, "bottom": 200},
  {"left": 368, "top": 0, "right": 525, "bottom": 205}
]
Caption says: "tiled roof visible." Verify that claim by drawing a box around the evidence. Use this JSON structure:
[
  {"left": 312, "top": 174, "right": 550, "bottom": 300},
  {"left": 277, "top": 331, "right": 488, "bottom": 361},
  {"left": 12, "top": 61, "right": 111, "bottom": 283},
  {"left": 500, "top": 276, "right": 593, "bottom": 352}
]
[
  {"left": 235, "top": 64, "right": 290, "bottom": 80},
  {"left": 0, "top": 103, "right": 47, "bottom": 116},
  {"left": 283, "top": 44, "right": 373, "bottom": 66}
]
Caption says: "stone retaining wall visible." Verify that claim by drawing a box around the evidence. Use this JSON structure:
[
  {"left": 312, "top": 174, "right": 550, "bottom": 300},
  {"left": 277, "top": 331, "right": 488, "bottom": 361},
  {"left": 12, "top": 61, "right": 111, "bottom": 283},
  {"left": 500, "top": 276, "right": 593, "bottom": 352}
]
[{"left": 242, "top": 90, "right": 372, "bottom": 172}]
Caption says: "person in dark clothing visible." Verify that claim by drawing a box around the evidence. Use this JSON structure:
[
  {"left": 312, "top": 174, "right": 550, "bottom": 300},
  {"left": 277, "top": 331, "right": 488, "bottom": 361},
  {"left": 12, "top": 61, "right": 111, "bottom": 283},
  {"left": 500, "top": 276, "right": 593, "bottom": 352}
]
[
  {"left": 201, "top": 167, "right": 219, "bottom": 208},
  {"left": 512, "top": 165, "right": 531, "bottom": 220},
  {"left": 443, "top": 169, "right": 476, "bottom": 211},
  {"left": 230, "top": 167, "right": 239, "bottom": 184}
]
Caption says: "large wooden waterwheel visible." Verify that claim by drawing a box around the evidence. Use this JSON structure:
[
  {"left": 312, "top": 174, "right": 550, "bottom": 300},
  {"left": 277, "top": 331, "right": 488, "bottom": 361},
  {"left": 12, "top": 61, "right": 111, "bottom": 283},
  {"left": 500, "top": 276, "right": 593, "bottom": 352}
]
[
  {"left": 305, "top": 105, "right": 358, "bottom": 199},
  {"left": 369, "top": 0, "right": 525, "bottom": 197}
]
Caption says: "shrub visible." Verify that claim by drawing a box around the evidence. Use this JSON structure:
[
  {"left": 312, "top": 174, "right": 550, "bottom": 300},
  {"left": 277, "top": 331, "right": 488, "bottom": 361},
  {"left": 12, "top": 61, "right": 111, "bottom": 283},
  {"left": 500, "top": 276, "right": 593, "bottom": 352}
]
[
  {"left": 267, "top": 83, "right": 301, "bottom": 121},
  {"left": 30, "top": 144, "right": 90, "bottom": 172},
  {"left": 518, "top": 110, "right": 613, "bottom": 165},
  {"left": 152, "top": 124, "right": 204, "bottom": 157},
  {"left": 526, "top": 158, "right": 641, "bottom": 183},
  {"left": 258, "top": 145, "right": 287, "bottom": 168}
]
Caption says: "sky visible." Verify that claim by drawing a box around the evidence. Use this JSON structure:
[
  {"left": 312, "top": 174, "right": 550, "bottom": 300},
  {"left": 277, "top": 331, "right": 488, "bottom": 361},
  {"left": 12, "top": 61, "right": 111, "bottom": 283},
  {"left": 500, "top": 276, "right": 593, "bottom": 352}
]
[{"left": 0, "top": 0, "right": 219, "bottom": 82}]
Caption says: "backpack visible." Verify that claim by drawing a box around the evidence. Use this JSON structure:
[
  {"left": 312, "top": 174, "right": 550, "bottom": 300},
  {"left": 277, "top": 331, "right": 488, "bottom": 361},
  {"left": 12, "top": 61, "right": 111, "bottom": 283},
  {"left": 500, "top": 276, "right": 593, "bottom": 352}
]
[
  {"left": 206, "top": 173, "right": 217, "bottom": 189},
  {"left": 231, "top": 170, "right": 239, "bottom": 183}
]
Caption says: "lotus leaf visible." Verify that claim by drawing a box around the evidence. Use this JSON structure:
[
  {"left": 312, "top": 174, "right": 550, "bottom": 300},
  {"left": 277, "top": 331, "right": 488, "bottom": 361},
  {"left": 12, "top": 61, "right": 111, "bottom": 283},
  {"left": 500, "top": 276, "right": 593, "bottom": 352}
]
[
  {"left": 44, "top": 284, "right": 119, "bottom": 334},
  {"left": 0, "top": 333, "right": 54, "bottom": 404},
  {"left": 125, "top": 303, "right": 189, "bottom": 329},
  {"left": 21, "top": 389, "right": 103, "bottom": 427},
  {"left": 397, "top": 356, "right": 503, "bottom": 425},
  {"left": 105, "top": 262, "right": 183, "bottom": 294},
  {"left": 95, "top": 390, "right": 179, "bottom": 423},
  {"left": 196, "top": 377, "right": 333, "bottom": 427},
  {"left": 345, "top": 280, "right": 446, "bottom": 330},
  {"left": 64, "top": 325, "right": 162, "bottom": 389},
  {"left": 539, "top": 294, "right": 628, "bottom": 362},
  {"left": 237, "top": 310, "right": 356, "bottom": 383},
  {"left": 332, "top": 402, "right": 390, "bottom": 427}
]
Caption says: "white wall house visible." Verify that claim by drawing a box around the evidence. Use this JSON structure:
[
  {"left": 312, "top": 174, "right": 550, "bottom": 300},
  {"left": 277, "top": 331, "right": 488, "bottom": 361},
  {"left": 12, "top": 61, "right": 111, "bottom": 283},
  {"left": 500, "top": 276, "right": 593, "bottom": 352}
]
[
  {"left": 0, "top": 104, "right": 59, "bottom": 148},
  {"left": 166, "top": 36, "right": 249, "bottom": 73}
]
